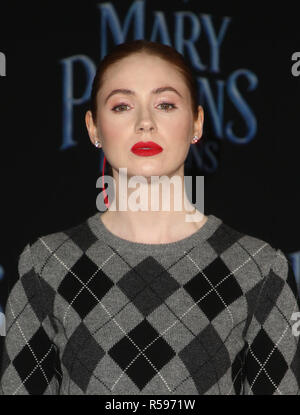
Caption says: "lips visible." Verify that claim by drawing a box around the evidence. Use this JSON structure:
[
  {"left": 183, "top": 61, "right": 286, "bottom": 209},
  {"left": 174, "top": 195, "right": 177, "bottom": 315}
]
[
  {"left": 131, "top": 141, "right": 163, "bottom": 151},
  {"left": 131, "top": 141, "right": 163, "bottom": 157}
]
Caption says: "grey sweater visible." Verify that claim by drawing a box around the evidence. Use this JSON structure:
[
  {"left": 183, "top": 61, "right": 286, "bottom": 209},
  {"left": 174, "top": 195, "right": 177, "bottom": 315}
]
[{"left": 0, "top": 211, "right": 299, "bottom": 395}]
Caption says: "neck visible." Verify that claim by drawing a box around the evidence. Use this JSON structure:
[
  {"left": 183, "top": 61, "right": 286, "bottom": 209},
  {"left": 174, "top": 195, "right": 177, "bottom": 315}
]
[{"left": 101, "top": 170, "right": 205, "bottom": 243}]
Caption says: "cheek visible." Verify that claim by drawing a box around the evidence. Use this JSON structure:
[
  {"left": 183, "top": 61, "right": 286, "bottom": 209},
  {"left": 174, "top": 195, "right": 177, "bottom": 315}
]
[
  {"left": 166, "top": 116, "right": 191, "bottom": 141},
  {"left": 97, "top": 112, "right": 126, "bottom": 143}
]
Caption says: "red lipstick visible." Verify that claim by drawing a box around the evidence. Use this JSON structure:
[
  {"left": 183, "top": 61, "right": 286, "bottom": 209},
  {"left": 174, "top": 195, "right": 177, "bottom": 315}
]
[{"left": 131, "top": 141, "right": 163, "bottom": 157}]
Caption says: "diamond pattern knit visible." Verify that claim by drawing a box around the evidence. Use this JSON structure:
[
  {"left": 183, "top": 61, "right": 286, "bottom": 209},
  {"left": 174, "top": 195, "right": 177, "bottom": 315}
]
[{"left": 0, "top": 211, "right": 299, "bottom": 395}]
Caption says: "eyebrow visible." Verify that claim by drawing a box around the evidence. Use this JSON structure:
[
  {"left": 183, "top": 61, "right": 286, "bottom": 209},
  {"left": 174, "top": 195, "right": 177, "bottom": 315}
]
[{"left": 104, "top": 86, "right": 183, "bottom": 104}]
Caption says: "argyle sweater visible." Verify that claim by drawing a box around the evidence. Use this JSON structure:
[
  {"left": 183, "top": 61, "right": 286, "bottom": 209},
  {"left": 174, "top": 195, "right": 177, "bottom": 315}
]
[{"left": 1, "top": 211, "right": 300, "bottom": 395}]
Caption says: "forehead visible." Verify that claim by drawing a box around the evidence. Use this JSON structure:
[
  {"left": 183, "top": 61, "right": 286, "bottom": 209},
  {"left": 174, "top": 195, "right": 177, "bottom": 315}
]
[{"left": 102, "top": 53, "right": 186, "bottom": 87}]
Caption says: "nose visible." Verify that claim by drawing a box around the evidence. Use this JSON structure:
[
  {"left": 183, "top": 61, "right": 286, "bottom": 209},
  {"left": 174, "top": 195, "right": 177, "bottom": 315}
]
[
  {"left": 135, "top": 107, "right": 156, "bottom": 135},
  {"left": 137, "top": 124, "right": 155, "bottom": 134}
]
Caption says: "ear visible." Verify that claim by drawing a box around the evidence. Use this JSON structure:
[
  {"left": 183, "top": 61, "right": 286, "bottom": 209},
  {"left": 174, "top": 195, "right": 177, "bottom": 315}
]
[
  {"left": 85, "top": 110, "right": 99, "bottom": 146},
  {"left": 193, "top": 105, "right": 204, "bottom": 138}
]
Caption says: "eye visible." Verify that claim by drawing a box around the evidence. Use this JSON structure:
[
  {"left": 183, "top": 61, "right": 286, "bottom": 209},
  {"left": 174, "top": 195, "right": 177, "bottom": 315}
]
[
  {"left": 158, "top": 102, "right": 177, "bottom": 111},
  {"left": 111, "top": 102, "right": 177, "bottom": 112},
  {"left": 111, "top": 103, "right": 130, "bottom": 112}
]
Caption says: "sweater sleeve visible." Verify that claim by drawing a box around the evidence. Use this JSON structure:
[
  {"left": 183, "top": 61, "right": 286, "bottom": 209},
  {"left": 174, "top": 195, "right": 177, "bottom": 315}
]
[
  {"left": 0, "top": 243, "right": 61, "bottom": 395},
  {"left": 243, "top": 248, "right": 300, "bottom": 395}
]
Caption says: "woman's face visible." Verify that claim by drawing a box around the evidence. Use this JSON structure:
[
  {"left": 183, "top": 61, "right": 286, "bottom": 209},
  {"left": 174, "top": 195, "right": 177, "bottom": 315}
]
[{"left": 87, "top": 53, "right": 203, "bottom": 180}]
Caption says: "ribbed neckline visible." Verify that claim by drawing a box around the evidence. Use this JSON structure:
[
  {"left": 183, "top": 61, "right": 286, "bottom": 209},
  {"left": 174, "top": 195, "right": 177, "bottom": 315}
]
[{"left": 87, "top": 210, "right": 223, "bottom": 253}]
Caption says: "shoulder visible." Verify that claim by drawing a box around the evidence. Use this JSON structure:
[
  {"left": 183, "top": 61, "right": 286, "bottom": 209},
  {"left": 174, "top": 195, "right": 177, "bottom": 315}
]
[
  {"left": 210, "top": 218, "right": 294, "bottom": 292},
  {"left": 18, "top": 214, "right": 101, "bottom": 287},
  {"left": 211, "top": 218, "right": 276, "bottom": 274},
  {"left": 212, "top": 218, "right": 300, "bottom": 311}
]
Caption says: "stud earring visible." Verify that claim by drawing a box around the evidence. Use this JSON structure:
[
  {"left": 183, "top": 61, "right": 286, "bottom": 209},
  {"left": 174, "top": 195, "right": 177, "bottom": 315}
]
[
  {"left": 192, "top": 135, "right": 199, "bottom": 143},
  {"left": 95, "top": 140, "right": 101, "bottom": 148}
]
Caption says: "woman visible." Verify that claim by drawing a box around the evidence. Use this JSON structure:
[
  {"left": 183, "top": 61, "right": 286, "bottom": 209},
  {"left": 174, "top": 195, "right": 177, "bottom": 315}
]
[{"left": 0, "top": 40, "right": 299, "bottom": 395}]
